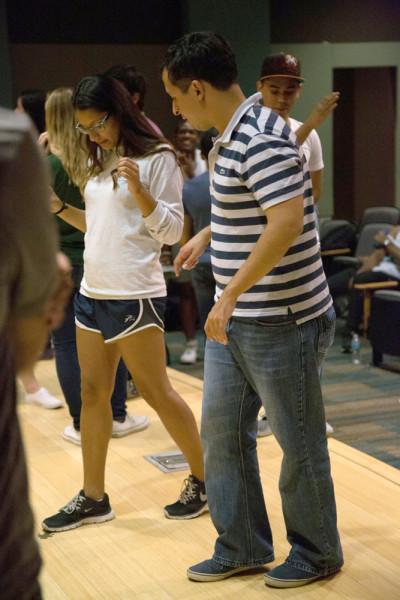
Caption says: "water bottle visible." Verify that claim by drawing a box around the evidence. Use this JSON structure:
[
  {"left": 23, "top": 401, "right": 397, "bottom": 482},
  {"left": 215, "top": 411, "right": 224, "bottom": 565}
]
[{"left": 351, "top": 333, "right": 361, "bottom": 365}]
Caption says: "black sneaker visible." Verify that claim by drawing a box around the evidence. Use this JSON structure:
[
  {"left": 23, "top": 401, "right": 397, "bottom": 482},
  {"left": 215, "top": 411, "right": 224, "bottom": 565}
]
[
  {"left": 42, "top": 490, "right": 115, "bottom": 532},
  {"left": 164, "top": 474, "right": 208, "bottom": 520}
]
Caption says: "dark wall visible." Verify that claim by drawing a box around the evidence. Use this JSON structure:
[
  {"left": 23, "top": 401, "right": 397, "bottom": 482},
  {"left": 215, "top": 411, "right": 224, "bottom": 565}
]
[
  {"left": 271, "top": 0, "right": 400, "bottom": 43},
  {"left": 10, "top": 43, "right": 176, "bottom": 137},
  {"left": 333, "top": 67, "right": 396, "bottom": 221},
  {"left": 6, "top": 0, "right": 184, "bottom": 135},
  {"left": 0, "top": 0, "right": 12, "bottom": 106},
  {"left": 183, "top": 0, "right": 270, "bottom": 96},
  {"left": 6, "top": 0, "right": 182, "bottom": 43}
]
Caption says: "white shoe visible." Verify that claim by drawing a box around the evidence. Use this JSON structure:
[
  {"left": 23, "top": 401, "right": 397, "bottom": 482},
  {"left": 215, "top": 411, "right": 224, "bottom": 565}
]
[
  {"left": 257, "top": 416, "right": 273, "bottom": 437},
  {"left": 326, "top": 422, "right": 334, "bottom": 436},
  {"left": 25, "top": 387, "right": 63, "bottom": 409},
  {"left": 62, "top": 425, "right": 81, "bottom": 446},
  {"left": 111, "top": 414, "right": 150, "bottom": 438},
  {"left": 180, "top": 340, "right": 198, "bottom": 364}
]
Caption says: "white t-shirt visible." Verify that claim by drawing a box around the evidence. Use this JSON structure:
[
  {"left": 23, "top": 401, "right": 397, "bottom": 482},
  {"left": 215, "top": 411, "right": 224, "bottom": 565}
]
[
  {"left": 289, "top": 117, "right": 324, "bottom": 172},
  {"left": 373, "top": 230, "right": 400, "bottom": 279},
  {"left": 81, "top": 148, "right": 183, "bottom": 299},
  {"left": 193, "top": 148, "right": 207, "bottom": 177}
]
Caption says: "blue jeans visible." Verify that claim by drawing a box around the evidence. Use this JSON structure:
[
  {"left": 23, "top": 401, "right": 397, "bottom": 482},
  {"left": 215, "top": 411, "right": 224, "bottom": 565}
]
[
  {"left": 201, "top": 307, "right": 343, "bottom": 575},
  {"left": 52, "top": 265, "right": 128, "bottom": 430}
]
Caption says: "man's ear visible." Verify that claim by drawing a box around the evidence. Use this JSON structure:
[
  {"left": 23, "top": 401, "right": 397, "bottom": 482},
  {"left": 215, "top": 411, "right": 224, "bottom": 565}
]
[
  {"left": 295, "top": 86, "right": 302, "bottom": 100},
  {"left": 256, "top": 80, "right": 262, "bottom": 92},
  {"left": 191, "top": 79, "right": 206, "bottom": 100}
]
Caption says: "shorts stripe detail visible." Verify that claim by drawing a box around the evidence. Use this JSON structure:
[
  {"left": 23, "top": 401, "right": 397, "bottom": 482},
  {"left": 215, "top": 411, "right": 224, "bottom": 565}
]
[
  {"left": 105, "top": 322, "right": 164, "bottom": 343},
  {"left": 148, "top": 298, "right": 164, "bottom": 325},
  {"left": 75, "top": 317, "right": 102, "bottom": 335}
]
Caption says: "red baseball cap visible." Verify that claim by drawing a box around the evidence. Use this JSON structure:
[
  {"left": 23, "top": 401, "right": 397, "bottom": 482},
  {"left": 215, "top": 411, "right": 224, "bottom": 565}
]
[{"left": 259, "top": 53, "right": 304, "bottom": 82}]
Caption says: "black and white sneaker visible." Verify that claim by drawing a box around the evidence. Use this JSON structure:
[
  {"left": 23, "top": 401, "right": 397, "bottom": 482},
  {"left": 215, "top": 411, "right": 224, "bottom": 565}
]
[
  {"left": 164, "top": 474, "right": 208, "bottom": 520},
  {"left": 42, "top": 490, "right": 115, "bottom": 532}
]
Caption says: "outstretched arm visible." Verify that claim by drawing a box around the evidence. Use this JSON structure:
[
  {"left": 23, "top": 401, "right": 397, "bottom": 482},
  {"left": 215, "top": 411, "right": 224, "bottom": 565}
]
[{"left": 296, "top": 92, "right": 340, "bottom": 145}]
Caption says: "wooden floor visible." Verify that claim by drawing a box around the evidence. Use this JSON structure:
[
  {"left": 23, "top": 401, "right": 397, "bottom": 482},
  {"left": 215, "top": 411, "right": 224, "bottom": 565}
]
[{"left": 19, "top": 360, "right": 400, "bottom": 600}]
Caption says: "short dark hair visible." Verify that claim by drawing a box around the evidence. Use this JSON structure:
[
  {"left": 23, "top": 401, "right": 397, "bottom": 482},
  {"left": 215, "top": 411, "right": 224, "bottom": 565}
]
[
  {"left": 164, "top": 31, "right": 237, "bottom": 92},
  {"left": 18, "top": 89, "right": 46, "bottom": 133},
  {"left": 104, "top": 64, "right": 147, "bottom": 111}
]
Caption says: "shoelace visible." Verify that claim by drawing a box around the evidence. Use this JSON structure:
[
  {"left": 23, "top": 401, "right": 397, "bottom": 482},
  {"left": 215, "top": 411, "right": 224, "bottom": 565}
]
[
  {"left": 61, "top": 493, "right": 86, "bottom": 514},
  {"left": 179, "top": 478, "right": 198, "bottom": 505}
]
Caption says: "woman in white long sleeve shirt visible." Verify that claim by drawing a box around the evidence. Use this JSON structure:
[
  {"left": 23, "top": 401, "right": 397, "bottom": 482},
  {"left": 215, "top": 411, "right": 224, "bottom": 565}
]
[{"left": 43, "top": 75, "right": 206, "bottom": 533}]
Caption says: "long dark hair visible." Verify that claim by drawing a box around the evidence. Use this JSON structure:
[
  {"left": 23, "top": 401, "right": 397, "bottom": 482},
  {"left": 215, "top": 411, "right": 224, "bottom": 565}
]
[{"left": 72, "top": 75, "right": 171, "bottom": 174}]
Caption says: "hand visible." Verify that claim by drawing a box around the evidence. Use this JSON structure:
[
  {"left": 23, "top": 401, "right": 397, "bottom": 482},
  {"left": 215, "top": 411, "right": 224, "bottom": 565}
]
[
  {"left": 49, "top": 188, "right": 63, "bottom": 214},
  {"left": 204, "top": 294, "right": 236, "bottom": 345},
  {"left": 374, "top": 230, "right": 387, "bottom": 244},
  {"left": 173, "top": 228, "right": 210, "bottom": 275},
  {"left": 38, "top": 131, "right": 49, "bottom": 154},
  {"left": 117, "top": 157, "right": 142, "bottom": 195},
  {"left": 43, "top": 252, "right": 73, "bottom": 330},
  {"left": 357, "top": 254, "right": 380, "bottom": 274},
  {"left": 177, "top": 151, "right": 195, "bottom": 179},
  {"left": 306, "top": 92, "right": 340, "bottom": 130}
]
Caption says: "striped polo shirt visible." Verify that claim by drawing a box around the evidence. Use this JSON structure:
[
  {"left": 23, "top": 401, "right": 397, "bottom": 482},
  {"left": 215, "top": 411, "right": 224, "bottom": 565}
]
[{"left": 208, "top": 92, "right": 332, "bottom": 324}]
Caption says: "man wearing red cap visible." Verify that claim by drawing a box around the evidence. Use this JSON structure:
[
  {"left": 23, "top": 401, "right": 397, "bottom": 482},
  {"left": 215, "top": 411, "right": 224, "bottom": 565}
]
[
  {"left": 256, "top": 53, "right": 339, "bottom": 438},
  {"left": 257, "top": 53, "right": 338, "bottom": 204}
]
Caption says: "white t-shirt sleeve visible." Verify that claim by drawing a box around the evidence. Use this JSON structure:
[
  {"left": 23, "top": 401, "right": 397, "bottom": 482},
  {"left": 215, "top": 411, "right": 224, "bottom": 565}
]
[
  {"left": 306, "top": 130, "right": 324, "bottom": 172},
  {"left": 143, "top": 150, "right": 184, "bottom": 245}
]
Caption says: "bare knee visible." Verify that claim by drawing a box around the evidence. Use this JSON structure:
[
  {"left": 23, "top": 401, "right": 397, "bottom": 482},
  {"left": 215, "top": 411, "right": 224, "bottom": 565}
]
[
  {"left": 81, "top": 379, "right": 112, "bottom": 408},
  {"left": 136, "top": 380, "right": 176, "bottom": 410}
]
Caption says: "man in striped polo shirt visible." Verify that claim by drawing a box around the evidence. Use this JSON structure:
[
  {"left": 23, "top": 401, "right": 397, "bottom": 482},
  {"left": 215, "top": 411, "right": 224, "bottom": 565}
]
[{"left": 163, "top": 32, "right": 343, "bottom": 589}]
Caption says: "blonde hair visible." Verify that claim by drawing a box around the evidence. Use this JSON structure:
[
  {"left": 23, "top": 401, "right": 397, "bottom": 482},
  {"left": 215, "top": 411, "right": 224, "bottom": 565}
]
[{"left": 45, "top": 87, "right": 88, "bottom": 192}]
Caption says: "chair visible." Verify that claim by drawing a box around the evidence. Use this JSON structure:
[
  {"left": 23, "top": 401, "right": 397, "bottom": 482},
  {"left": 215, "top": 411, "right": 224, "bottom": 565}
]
[
  {"left": 353, "top": 280, "right": 398, "bottom": 333},
  {"left": 327, "top": 222, "right": 398, "bottom": 323},
  {"left": 369, "top": 290, "right": 400, "bottom": 368},
  {"left": 361, "top": 206, "right": 400, "bottom": 227},
  {"left": 319, "top": 219, "right": 356, "bottom": 257}
]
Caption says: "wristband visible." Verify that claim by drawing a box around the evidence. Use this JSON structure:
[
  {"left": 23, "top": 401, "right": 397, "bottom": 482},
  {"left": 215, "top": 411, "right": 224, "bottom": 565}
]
[{"left": 54, "top": 200, "right": 67, "bottom": 215}]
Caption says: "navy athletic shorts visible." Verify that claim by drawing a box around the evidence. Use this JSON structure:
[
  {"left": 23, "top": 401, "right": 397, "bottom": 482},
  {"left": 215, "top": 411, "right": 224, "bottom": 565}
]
[{"left": 74, "top": 292, "right": 166, "bottom": 343}]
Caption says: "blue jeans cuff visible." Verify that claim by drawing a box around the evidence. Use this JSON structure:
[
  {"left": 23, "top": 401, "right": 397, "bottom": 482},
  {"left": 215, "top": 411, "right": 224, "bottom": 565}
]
[{"left": 212, "top": 551, "right": 275, "bottom": 568}]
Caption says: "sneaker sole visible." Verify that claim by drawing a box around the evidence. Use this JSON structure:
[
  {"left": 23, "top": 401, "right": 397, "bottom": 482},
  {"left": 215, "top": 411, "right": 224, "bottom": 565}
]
[
  {"left": 264, "top": 574, "right": 321, "bottom": 588},
  {"left": 25, "top": 398, "right": 63, "bottom": 410},
  {"left": 42, "top": 510, "right": 115, "bottom": 533},
  {"left": 164, "top": 503, "right": 209, "bottom": 520},
  {"left": 187, "top": 565, "right": 253, "bottom": 582},
  {"left": 111, "top": 419, "right": 150, "bottom": 438},
  {"left": 62, "top": 433, "right": 81, "bottom": 446}
]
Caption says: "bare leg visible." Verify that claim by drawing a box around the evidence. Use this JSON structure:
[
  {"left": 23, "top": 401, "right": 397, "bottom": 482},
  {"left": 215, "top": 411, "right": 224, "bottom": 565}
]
[
  {"left": 117, "top": 327, "right": 204, "bottom": 481},
  {"left": 19, "top": 367, "right": 40, "bottom": 393},
  {"left": 76, "top": 327, "right": 120, "bottom": 499}
]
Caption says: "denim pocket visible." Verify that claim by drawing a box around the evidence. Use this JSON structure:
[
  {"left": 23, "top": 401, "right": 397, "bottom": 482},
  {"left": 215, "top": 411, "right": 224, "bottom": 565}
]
[
  {"left": 318, "top": 305, "right": 336, "bottom": 334},
  {"left": 316, "top": 306, "right": 336, "bottom": 370},
  {"left": 254, "top": 314, "right": 295, "bottom": 328}
]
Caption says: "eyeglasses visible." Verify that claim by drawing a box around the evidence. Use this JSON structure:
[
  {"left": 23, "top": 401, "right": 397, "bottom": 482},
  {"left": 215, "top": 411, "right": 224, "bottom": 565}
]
[{"left": 75, "top": 112, "right": 110, "bottom": 135}]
